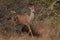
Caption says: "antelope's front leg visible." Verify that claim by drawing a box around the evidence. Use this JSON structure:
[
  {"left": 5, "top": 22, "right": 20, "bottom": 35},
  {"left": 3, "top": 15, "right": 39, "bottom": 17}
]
[{"left": 27, "top": 25, "right": 33, "bottom": 37}]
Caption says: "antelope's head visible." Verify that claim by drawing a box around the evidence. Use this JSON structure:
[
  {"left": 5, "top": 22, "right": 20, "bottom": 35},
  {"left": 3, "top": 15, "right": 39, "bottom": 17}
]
[{"left": 29, "top": 5, "right": 35, "bottom": 13}]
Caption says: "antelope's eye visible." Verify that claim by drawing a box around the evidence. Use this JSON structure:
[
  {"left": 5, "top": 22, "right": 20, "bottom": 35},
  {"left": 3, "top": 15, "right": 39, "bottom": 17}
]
[{"left": 33, "top": 12, "right": 35, "bottom": 13}]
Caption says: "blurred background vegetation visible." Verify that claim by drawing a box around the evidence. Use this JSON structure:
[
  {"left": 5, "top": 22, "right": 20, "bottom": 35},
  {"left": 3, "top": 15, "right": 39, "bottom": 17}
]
[{"left": 0, "top": 0, "right": 60, "bottom": 25}]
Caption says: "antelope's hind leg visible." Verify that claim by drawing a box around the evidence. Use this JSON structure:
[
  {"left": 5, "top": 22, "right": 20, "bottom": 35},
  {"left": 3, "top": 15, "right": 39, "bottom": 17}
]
[{"left": 12, "top": 17, "right": 17, "bottom": 26}]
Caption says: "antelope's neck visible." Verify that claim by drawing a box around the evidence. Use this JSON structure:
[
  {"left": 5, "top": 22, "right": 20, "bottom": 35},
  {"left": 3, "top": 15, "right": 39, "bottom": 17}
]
[{"left": 29, "top": 11, "right": 34, "bottom": 21}]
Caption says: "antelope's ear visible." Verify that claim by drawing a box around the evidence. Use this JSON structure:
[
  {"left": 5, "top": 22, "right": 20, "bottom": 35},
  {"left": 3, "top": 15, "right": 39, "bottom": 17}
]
[{"left": 29, "top": 7, "right": 31, "bottom": 9}]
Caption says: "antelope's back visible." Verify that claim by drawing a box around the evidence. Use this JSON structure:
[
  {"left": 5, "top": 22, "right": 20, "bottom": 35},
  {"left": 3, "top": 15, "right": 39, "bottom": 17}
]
[{"left": 16, "top": 15, "right": 30, "bottom": 25}]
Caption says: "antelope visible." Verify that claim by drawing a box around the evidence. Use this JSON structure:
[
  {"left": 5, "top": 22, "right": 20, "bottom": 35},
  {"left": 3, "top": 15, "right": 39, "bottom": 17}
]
[{"left": 11, "top": 5, "right": 35, "bottom": 37}]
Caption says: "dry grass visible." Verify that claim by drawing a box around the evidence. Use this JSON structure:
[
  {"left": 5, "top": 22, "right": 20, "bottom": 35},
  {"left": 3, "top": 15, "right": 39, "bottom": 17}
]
[{"left": 0, "top": 19, "right": 60, "bottom": 40}]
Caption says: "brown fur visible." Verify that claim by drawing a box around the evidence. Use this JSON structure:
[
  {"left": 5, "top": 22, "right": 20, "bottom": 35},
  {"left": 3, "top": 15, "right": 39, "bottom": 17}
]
[{"left": 12, "top": 14, "right": 33, "bottom": 37}]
